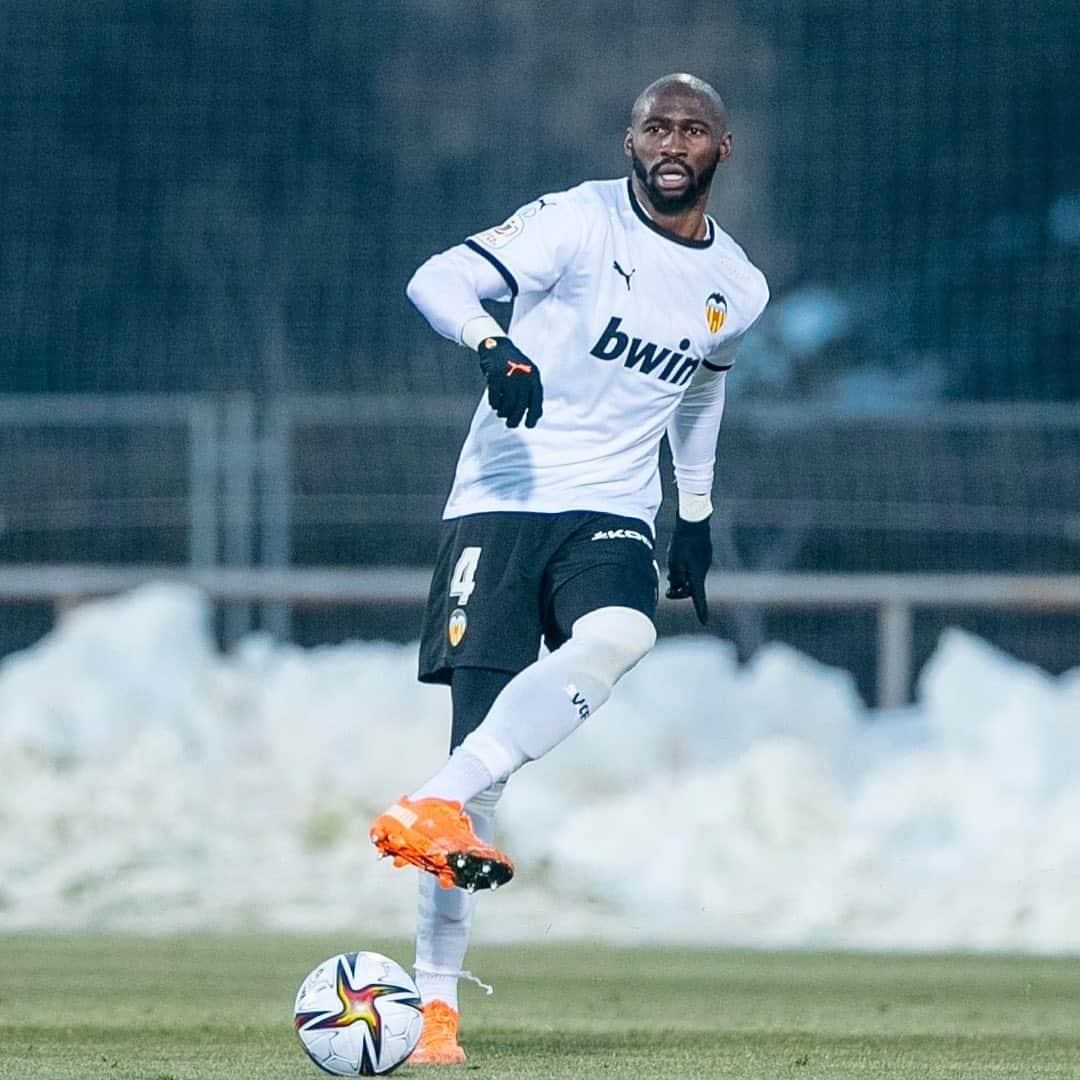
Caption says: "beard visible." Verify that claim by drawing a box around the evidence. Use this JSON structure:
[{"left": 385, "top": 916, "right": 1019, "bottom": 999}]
[{"left": 631, "top": 149, "right": 719, "bottom": 214}]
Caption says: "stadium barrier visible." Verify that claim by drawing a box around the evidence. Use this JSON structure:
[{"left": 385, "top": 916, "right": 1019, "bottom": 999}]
[
  {"left": 3, "top": 394, "right": 1079, "bottom": 699},
  {"left": 5, "top": 395, "right": 1079, "bottom": 571},
  {"left": 2, "top": 565, "right": 1078, "bottom": 710}
]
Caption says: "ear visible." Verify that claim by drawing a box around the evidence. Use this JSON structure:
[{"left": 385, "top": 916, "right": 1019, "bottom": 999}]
[
  {"left": 718, "top": 130, "right": 733, "bottom": 163},
  {"left": 623, "top": 128, "right": 633, "bottom": 159}
]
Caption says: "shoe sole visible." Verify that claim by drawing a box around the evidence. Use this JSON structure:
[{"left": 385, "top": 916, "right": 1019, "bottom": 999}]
[
  {"left": 409, "top": 1047, "right": 467, "bottom": 1065},
  {"left": 370, "top": 821, "right": 513, "bottom": 892}
]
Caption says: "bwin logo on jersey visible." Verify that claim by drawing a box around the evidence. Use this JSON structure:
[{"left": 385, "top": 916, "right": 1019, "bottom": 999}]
[{"left": 589, "top": 317, "right": 701, "bottom": 386}]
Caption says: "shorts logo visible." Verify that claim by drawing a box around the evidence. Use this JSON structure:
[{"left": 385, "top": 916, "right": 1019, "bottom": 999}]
[
  {"left": 475, "top": 214, "right": 524, "bottom": 249},
  {"left": 706, "top": 292, "right": 727, "bottom": 333},
  {"left": 591, "top": 528, "right": 652, "bottom": 549},
  {"left": 448, "top": 607, "right": 468, "bottom": 647}
]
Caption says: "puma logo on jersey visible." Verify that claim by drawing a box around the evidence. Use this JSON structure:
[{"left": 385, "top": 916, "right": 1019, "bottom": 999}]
[
  {"left": 613, "top": 260, "right": 636, "bottom": 290},
  {"left": 591, "top": 528, "right": 652, "bottom": 548},
  {"left": 589, "top": 317, "right": 701, "bottom": 385}
]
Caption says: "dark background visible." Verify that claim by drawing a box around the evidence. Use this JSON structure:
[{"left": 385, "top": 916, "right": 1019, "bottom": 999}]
[{"left": 4, "top": 0, "right": 1077, "bottom": 400}]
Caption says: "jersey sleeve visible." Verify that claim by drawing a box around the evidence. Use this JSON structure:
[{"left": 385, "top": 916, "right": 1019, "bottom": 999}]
[
  {"left": 666, "top": 367, "right": 728, "bottom": 495},
  {"left": 464, "top": 193, "right": 587, "bottom": 298},
  {"left": 668, "top": 271, "right": 769, "bottom": 495},
  {"left": 703, "top": 268, "right": 770, "bottom": 373},
  {"left": 701, "top": 334, "right": 742, "bottom": 374},
  {"left": 406, "top": 242, "right": 513, "bottom": 345}
]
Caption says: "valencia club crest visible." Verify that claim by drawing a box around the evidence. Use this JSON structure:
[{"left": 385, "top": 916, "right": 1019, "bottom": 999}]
[{"left": 705, "top": 292, "right": 727, "bottom": 333}]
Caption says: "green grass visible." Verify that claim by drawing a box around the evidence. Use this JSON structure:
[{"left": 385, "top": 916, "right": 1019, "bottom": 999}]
[{"left": 1, "top": 935, "right": 1078, "bottom": 1078}]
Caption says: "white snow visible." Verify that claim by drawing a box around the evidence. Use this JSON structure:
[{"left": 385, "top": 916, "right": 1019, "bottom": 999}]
[{"left": 1, "top": 584, "right": 1078, "bottom": 951}]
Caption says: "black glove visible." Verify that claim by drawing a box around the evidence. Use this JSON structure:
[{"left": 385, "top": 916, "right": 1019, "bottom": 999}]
[
  {"left": 666, "top": 515, "right": 712, "bottom": 624},
  {"left": 477, "top": 336, "right": 543, "bottom": 429}
]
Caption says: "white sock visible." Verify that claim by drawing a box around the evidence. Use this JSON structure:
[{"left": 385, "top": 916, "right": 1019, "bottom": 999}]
[
  {"left": 414, "top": 783, "right": 504, "bottom": 1010},
  {"left": 463, "top": 657, "right": 610, "bottom": 780},
  {"left": 408, "top": 607, "right": 656, "bottom": 806},
  {"left": 410, "top": 747, "right": 494, "bottom": 806}
]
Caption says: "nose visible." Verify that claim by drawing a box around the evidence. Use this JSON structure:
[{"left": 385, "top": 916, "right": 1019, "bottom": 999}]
[{"left": 660, "top": 129, "right": 688, "bottom": 156}]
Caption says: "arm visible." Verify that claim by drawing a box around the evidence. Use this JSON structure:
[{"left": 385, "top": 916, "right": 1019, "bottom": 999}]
[
  {"left": 667, "top": 363, "right": 729, "bottom": 518},
  {"left": 407, "top": 193, "right": 585, "bottom": 349},
  {"left": 405, "top": 245, "right": 509, "bottom": 351},
  {"left": 663, "top": 338, "right": 737, "bottom": 623},
  {"left": 405, "top": 194, "right": 585, "bottom": 429},
  {"left": 405, "top": 243, "right": 542, "bottom": 428}
]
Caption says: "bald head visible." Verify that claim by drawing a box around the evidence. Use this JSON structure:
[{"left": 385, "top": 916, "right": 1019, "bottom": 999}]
[
  {"left": 631, "top": 73, "right": 728, "bottom": 133},
  {"left": 624, "top": 73, "right": 732, "bottom": 221}
]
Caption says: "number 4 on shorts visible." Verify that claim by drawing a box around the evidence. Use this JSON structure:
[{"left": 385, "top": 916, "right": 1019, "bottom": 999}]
[{"left": 449, "top": 546, "right": 482, "bottom": 606}]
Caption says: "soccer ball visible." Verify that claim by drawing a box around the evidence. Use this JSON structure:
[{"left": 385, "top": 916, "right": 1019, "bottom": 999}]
[{"left": 294, "top": 951, "right": 423, "bottom": 1075}]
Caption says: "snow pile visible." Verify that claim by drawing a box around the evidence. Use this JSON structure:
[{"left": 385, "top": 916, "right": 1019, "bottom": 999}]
[{"left": 1, "top": 585, "right": 1078, "bottom": 951}]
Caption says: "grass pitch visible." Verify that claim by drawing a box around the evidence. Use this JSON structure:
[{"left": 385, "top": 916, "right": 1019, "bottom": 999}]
[{"left": 1, "top": 935, "right": 1078, "bottom": 1078}]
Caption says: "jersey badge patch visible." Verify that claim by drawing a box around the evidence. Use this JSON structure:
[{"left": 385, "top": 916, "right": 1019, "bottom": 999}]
[
  {"left": 475, "top": 214, "right": 524, "bottom": 249},
  {"left": 706, "top": 292, "right": 728, "bottom": 333},
  {"left": 448, "top": 607, "right": 468, "bottom": 647}
]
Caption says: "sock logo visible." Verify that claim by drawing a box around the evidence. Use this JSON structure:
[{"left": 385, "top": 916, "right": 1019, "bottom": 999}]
[{"left": 564, "top": 684, "right": 590, "bottom": 720}]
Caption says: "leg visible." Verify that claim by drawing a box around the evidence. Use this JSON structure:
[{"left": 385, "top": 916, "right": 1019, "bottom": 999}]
[
  {"left": 412, "top": 668, "right": 511, "bottom": 1065},
  {"left": 459, "top": 602, "right": 656, "bottom": 784},
  {"left": 415, "top": 668, "right": 512, "bottom": 1010},
  {"left": 375, "top": 603, "right": 654, "bottom": 892},
  {"left": 409, "top": 529, "right": 658, "bottom": 804},
  {"left": 373, "top": 514, "right": 656, "bottom": 891}
]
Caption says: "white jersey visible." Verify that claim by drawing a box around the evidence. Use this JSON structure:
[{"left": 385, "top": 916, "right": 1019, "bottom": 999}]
[{"left": 433, "top": 178, "right": 769, "bottom": 526}]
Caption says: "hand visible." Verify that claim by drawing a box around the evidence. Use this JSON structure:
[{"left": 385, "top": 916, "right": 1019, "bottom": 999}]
[
  {"left": 666, "top": 515, "right": 712, "bottom": 624},
  {"left": 477, "top": 336, "right": 543, "bottom": 429}
]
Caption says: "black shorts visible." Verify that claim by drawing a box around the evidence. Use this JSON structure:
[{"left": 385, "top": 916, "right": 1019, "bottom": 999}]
[{"left": 418, "top": 510, "right": 659, "bottom": 684}]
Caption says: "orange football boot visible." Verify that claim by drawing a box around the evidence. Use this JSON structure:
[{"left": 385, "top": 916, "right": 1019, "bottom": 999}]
[
  {"left": 408, "top": 1000, "right": 466, "bottom": 1065},
  {"left": 369, "top": 795, "right": 513, "bottom": 891}
]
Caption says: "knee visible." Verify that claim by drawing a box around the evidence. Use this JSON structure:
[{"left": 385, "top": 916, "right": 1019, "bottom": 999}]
[{"left": 567, "top": 606, "right": 656, "bottom": 685}]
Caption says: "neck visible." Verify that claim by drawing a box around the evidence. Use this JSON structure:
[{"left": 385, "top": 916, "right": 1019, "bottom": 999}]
[{"left": 630, "top": 174, "right": 710, "bottom": 241}]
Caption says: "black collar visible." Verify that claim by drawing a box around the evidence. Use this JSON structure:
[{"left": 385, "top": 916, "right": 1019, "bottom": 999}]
[{"left": 626, "top": 177, "right": 714, "bottom": 249}]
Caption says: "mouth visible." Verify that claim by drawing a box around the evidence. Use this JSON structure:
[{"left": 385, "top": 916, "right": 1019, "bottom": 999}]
[{"left": 652, "top": 162, "right": 692, "bottom": 191}]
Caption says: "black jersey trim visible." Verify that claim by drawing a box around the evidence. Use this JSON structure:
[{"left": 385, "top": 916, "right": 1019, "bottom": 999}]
[
  {"left": 626, "top": 178, "right": 715, "bottom": 249},
  {"left": 703, "top": 359, "right": 734, "bottom": 372},
  {"left": 465, "top": 239, "right": 519, "bottom": 298}
]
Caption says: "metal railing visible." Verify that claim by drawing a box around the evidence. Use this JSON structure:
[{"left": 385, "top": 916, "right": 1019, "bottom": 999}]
[
  {"left": 7, "top": 394, "right": 1078, "bottom": 540},
  {"left": 3, "top": 394, "right": 1079, "bottom": 702},
  {"left": 3, "top": 565, "right": 1078, "bottom": 710}
]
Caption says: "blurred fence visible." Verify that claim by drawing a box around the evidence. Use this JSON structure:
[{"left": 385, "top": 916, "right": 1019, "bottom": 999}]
[
  {"left": 5, "top": 395, "right": 1078, "bottom": 575},
  {"left": 1, "top": 394, "right": 1078, "bottom": 699}
]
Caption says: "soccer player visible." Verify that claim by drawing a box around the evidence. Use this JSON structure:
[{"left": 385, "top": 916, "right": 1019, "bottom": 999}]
[{"left": 371, "top": 73, "right": 769, "bottom": 1063}]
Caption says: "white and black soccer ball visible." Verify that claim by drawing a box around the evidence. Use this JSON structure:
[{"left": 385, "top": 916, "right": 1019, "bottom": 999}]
[{"left": 294, "top": 951, "right": 423, "bottom": 1075}]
